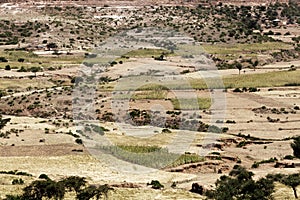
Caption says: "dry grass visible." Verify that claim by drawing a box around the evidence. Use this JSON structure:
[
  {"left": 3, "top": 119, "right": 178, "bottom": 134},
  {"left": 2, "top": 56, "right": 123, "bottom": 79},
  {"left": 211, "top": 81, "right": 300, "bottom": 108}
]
[
  {"left": 0, "top": 50, "right": 83, "bottom": 72},
  {"left": 0, "top": 174, "right": 35, "bottom": 199},
  {"left": 108, "top": 187, "right": 204, "bottom": 200},
  {"left": 0, "top": 78, "right": 55, "bottom": 90},
  {"left": 123, "top": 48, "right": 173, "bottom": 58},
  {"left": 106, "top": 132, "right": 178, "bottom": 147},
  {"left": 273, "top": 182, "right": 300, "bottom": 200}
]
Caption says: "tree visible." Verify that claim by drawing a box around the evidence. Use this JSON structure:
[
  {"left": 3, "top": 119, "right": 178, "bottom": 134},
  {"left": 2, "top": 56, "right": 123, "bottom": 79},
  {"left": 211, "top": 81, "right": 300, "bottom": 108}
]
[
  {"left": 60, "top": 176, "right": 86, "bottom": 194},
  {"left": 22, "top": 180, "right": 65, "bottom": 200},
  {"left": 291, "top": 136, "right": 300, "bottom": 158},
  {"left": 6, "top": 176, "right": 112, "bottom": 200},
  {"left": 253, "top": 60, "right": 259, "bottom": 71},
  {"left": 235, "top": 62, "right": 243, "bottom": 75},
  {"left": 76, "top": 184, "right": 112, "bottom": 200},
  {"left": 206, "top": 165, "right": 274, "bottom": 200},
  {"left": 282, "top": 173, "right": 300, "bottom": 199},
  {"left": 267, "top": 173, "right": 300, "bottom": 199}
]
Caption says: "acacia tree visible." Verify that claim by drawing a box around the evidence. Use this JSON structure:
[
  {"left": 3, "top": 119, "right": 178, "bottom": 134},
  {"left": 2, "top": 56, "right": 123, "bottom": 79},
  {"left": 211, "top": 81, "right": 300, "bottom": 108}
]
[
  {"left": 22, "top": 179, "right": 65, "bottom": 200},
  {"left": 206, "top": 165, "right": 274, "bottom": 200},
  {"left": 76, "top": 184, "right": 112, "bottom": 200},
  {"left": 282, "top": 174, "right": 300, "bottom": 199},
  {"left": 60, "top": 176, "right": 87, "bottom": 194},
  {"left": 235, "top": 62, "right": 243, "bottom": 75},
  {"left": 267, "top": 173, "right": 300, "bottom": 199}
]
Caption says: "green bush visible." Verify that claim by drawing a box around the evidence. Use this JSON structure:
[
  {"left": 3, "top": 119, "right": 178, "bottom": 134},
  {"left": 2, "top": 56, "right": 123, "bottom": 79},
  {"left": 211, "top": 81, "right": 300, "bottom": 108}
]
[
  {"left": 39, "top": 174, "right": 50, "bottom": 180},
  {"left": 284, "top": 155, "right": 294, "bottom": 160},
  {"left": 12, "top": 178, "right": 24, "bottom": 185},
  {"left": 0, "top": 57, "right": 8, "bottom": 62},
  {"left": 233, "top": 88, "right": 242, "bottom": 92},
  {"left": 148, "top": 180, "right": 164, "bottom": 189},
  {"left": 161, "top": 128, "right": 172, "bottom": 133},
  {"left": 5, "top": 65, "right": 11, "bottom": 70},
  {"left": 75, "top": 138, "right": 83, "bottom": 145}
]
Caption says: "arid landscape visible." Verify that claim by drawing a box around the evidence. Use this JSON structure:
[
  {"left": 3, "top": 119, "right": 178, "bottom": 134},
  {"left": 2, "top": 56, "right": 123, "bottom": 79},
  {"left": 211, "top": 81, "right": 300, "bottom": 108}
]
[{"left": 0, "top": 0, "right": 299, "bottom": 199}]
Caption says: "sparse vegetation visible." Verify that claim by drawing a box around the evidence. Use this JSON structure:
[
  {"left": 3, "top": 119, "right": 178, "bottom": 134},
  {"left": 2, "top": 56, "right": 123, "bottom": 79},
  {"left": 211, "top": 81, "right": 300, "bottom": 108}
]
[{"left": 0, "top": 1, "right": 299, "bottom": 199}]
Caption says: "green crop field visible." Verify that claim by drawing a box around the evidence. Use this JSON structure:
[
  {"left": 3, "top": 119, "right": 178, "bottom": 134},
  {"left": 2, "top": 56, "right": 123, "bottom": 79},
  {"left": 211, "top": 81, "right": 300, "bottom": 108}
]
[
  {"left": 202, "top": 42, "right": 293, "bottom": 60},
  {"left": 222, "top": 70, "right": 300, "bottom": 88},
  {"left": 170, "top": 97, "right": 211, "bottom": 110}
]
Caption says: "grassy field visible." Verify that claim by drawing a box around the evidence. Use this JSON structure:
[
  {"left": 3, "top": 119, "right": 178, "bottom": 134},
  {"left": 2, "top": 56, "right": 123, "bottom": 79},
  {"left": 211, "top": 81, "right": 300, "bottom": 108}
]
[
  {"left": 222, "top": 70, "right": 300, "bottom": 88},
  {"left": 133, "top": 90, "right": 168, "bottom": 100},
  {"left": 123, "top": 48, "right": 174, "bottom": 58},
  {"left": 170, "top": 98, "right": 211, "bottom": 110},
  {"left": 0, "top": 78, "right": 55, "bottom": 90},
  {"left": 105, "top": 70, "right": 299, "bottom": 91},
  {"left": 202, "top": 42, "right": 292, "bottom": 60},
  {"left": 108, "top": 188, "right": 204, "bottom": 200},
  {"left": 273, "top": 182, "right": 300, "bottom": 200},
  {"left": 189, "top": 70, "right": 300, "bottom": 89},
  {"left": 99, "top": 145, "right": 204, "bottom": 169},
  {"left": 0, "top": 50, "right": 83, "bottom": 70}
]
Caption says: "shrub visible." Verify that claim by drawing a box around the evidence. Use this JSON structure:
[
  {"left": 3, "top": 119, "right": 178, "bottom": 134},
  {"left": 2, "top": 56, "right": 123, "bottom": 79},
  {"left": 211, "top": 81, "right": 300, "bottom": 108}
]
[
  {"left": 17, "top": 66, "right": 27, "bottom": 72},
  {"left": 249, "top": 87, "right": 259, "bottom": 92},
  {"left": 17, "top": 58, "right": 25, "bottom": 62},
  {"left": 225, "top": 120, "right": 236, "bottom": 124},
  {"left": 161, "top": 128, "right": 172, "bottom": 133},
  {"left": 233, "top": 88, "right": 242, "bottom": 92},
  {"left": 237, "top": 141, "right": 247, "bottom": 148},
  {"left": 75, "top": 138, "right": 83, "bottom": 145},
  {"left": 0, "top": 57, "right": 8, "bottom": 62},
  {"left": 284, "top": 155, "right": 294, "bottom": 160},
  {"left": 291, "top": 136, "right": 300, "bottom": 158},
  {"left": 208, "top": 125, "right": 223, "bottom": 133},
  {"left": 148, "top": 180, "right": 164, "bottom": 189},
  {"left": 251, "top": 157, "right": 278, "bottom": 168},
  {"left": 5, "top": 65, "right": 11, "bottom": 70},
  {"left": 39, "top": 174, "right": 50, "bottom": 180},
  {"left": 4, "top": 195, "right": 23, "bottom": 200},
  {"left": 190, "top": 183, "right": 203, "bottom": 195},
  {"left": 12, "top": 178, "right": 24, "bottom": 185}
]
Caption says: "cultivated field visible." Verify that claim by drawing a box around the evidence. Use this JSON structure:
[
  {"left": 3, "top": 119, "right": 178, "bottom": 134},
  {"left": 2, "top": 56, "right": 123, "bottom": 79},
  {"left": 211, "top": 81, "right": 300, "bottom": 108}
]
[{"left": 0, "top": 0, "right": 299, "bottom": 199}]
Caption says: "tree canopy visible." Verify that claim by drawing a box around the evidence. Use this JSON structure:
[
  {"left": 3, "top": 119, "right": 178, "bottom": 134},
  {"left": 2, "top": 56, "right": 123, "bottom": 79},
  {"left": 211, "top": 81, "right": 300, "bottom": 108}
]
[{"left": 206, "top": 165, "right": 274, "bottom": 200}]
